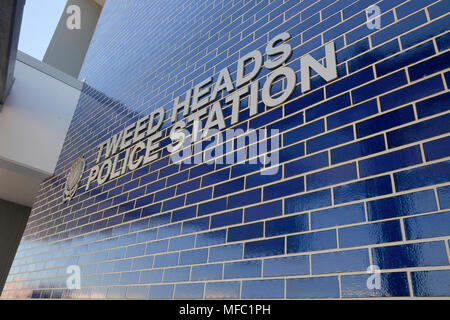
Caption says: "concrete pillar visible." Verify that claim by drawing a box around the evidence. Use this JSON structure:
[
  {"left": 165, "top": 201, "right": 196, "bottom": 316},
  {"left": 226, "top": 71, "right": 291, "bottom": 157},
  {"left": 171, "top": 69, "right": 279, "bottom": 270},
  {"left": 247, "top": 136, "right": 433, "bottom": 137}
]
[
  {"left": 0, "top": 199, "right": 30, "bottom": 294},
  {"left": 43, "top": 0, "right": 102, "bottom": 78}
]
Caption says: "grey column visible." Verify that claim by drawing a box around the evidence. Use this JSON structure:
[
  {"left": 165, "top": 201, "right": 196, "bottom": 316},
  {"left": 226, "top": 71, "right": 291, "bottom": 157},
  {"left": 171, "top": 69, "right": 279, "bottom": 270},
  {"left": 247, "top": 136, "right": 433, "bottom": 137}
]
[
  {"left": 0, "top": 199, "right": 30, "bottom": 295},
  {"left": 43, "top": 0, "right": 102, "bottom": 78}
]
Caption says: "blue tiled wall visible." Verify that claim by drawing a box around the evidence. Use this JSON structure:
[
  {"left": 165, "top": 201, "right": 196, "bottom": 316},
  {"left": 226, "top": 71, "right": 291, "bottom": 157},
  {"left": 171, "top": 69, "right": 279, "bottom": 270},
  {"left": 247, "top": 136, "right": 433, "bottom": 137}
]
[{"left": 3, "top": 0, "right": 450, "bottom": 299}]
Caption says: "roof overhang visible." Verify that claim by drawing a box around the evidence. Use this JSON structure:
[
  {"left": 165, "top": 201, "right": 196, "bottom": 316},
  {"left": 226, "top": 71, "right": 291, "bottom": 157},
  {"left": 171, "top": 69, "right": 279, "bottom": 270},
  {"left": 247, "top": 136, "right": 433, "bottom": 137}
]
[
  {"left": 92, "top": 0, "right": 105, "bottom": 7},
  {"left": 0, "top": 0, "right": 25, "bottom": 106}
]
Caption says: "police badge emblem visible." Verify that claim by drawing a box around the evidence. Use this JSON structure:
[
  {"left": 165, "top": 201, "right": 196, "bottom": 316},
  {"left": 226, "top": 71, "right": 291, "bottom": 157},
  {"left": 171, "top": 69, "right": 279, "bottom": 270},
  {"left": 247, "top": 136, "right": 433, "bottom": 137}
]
[{"left": 63, "top": 157, "right": 85, "bottom": 202}]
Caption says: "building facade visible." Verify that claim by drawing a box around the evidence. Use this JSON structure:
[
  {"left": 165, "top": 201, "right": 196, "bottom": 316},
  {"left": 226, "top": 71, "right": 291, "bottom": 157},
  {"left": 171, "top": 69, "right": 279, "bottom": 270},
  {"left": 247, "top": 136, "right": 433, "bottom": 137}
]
[{"left": 2, "top": 0, "right": 450, "bottom": 299}]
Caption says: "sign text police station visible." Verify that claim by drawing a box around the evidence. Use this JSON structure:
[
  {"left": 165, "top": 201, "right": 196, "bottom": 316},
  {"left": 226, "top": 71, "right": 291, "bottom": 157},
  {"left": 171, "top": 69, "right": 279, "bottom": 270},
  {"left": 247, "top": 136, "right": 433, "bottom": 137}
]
[{"left": 85, "top": 31, "right": 338, "bottom": 191}]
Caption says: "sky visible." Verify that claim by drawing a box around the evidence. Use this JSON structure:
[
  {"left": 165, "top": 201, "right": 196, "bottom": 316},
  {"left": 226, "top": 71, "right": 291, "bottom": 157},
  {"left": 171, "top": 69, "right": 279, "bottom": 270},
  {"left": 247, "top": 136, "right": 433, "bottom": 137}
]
[{"left": 18, "top": 0, "right": 66, "bottom": 60}]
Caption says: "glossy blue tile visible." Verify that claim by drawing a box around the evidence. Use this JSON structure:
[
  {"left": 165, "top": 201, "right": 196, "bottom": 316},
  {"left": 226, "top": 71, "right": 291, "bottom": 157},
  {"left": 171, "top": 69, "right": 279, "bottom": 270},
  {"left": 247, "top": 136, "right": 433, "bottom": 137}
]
[
  {"left": 126, "top": 286, "right": 149, "bottom": 299},
  {"left": 423, "top": 136, "right": 450, "bottom": 161},
  {"left": 172, "top": 206, "right": 196, "bottom": 222},
  {"left": 176, "top": 178, "right": 201, "bottom": 195},
  {"left": 286, "top": 276, "right": 340, "bottom": 299},
  {"left": 359, "top": 146, "right": 422, "bottom": 177},
  {"left": 191, "top": 263, "right": 223, "bottom": 281},
  {"left": 190, "top": 164, "right": 215, "bottom": 180},
  {"left": 312, "top": 249, "right": 370, "bottom": 274},
  {"left": 163, "top": 266, "right": 190, "bottom": 282},
  {"left": 141, "top": 203, "right": 162, "bottom": 218},
  {"left": 333, "top": 175, "right": 392, "bottom": 204},
  {"left": 224, "top": 260, "right": 261, "bottom": 279},
  {"left": 145, "top": 239, "right": 168, "bottom": 255},
  {"left": 411, "top": 270, "right": 450, "bottom": 296},
  {"left": 311, "top": 203, "right": 366, "bottom": 229},
  {"left": 162, "top": 195, "right": 185, "bottom": 211},
  {"left": 244, "top": 237, "right": 285, "bottom": 259},
  {"left": 242, "top": 279, "right": 284, "bottom": 299},
  {"left": 438, "top": 185, "right": 450, "bottom": 209},
  {"left": 404, "top": 211, "right": 450, "bottom": 240},
  {"left": 372, "top": 10, "right": 427, "bottom": 46},
  {"left": 326, "top": 68, "right": 374, "bottom": 98},
  {"left": 140, "top": 269, "right": 163, "bottom": 284},
  {"left": 376, "top": 40, "right": 435, "bottom": 77},
  {"left": 167, "top": 170, "right": 189, "bottom": 187},
  {"left": 107, "top": 287, "right": 127, "bottom": 299},
  {"left": 263, "top": 255, "right": 309, "bottom": 277},
  {"left": 244, "top": 200, "right": 282, "bottom": 222},
  {"left": 367, "top": 189, "right": 437, "bottom": 221},
  {"left": 285, "top": 189, "right": 332, "bottom": 214},
  {"left": 356, "top": 105, "right": 415, "bottom": 138},
  {"left": 436, "top": 32, "right": 450, "bottom": 51},
  {"left": 394, "top": 161, "right": 450, "bottom": 191},
  {"left": 249, "top": 108, "right": 282, "bottom": 128},
  {"left": 174, "top": 283, "right": 204, "bottom": 299},
  {"left": 149, "top": 284, "right": 173, "bottom": 299},
  {"left": 284, "top": 89, "right": 324, "bottom": 116},
  {"left": 228, "top": 189, "right": 261, "bottom": 209},
  {"left": 416, "top": 90, "right": 450, "bottom": 118},
  {"left": 400, "top": 14, "right": 450, "bottom": 49},
  {"left": 11, "top": 0, "right": 450, "bottom": 300},
  {"left": 428, "top": 0, "right": 450, "bottom": 19},
  {"left": 268, "top": 112, "right": 304, "bottom": 133},
  {"left": 325, "top": 10, "right": 366, "bottom": 42},
  {"left": 153, "top": 252, "right": 178, "bottom": 268},
  {"left": 201, "top": 168, "right": 230, "bottom": 186},
  {"left": 382, "top": 76, "right": 443, "bottom": 112},
  {"left": 195, "top": 229, "right": 226, "bottom": 247},
  {"left": 263, "top": 177, "right": 304, "bottom": 201},
  {"left": 287, "top": 230, "right": 337, "bottom": 253},
  {"left": 186, "top": 187, "right": 212, "bottom": 204},
  {"left": 341, "top": 272, "right": 409, "bottom": 297},
  {"left": 345, "top": 10, "right": 394, "bottom": 45},
  {"left": 126, "top": 244, "right": 145, "bottom": 257},
  {"left": 114, "top": 259, "right": 132, "bottom": 272},
  {"left": 198, "top": 198, "right": 227, "bottom": 216},
  {"left": 168, "top": 235, "right": 195, "bottom": 251},
  {"left": 278, "top": 142, "right": 305, "bottom": 163},
  {"left": 214, "top": 178, "right": 244, "bottom": 198},
  {"left": 396, "top": 0, "right": 435, "bottom": 18},
  {"left": 331, "top": 134, "right": 385, "bottom": 164},
  {"left": 205, "top": 281, "right": 240, "bottom": 299},
  {"left": 306, "top": 93, "right": 351, "bottom": 121},
  {"left": 306, "top": 163, "right": 357, "bottom": 190},
  {"left": 210, "top": 209, "right": 242, "bottom": 228},
  {"left": 307, "top": 126, "right": 354, "bottom": 154},
  {"left": 352, "top": 70, "right": 408, "bottom": 104},
  {"left": 284, "top": 152, "right": 329, "bottom": 178},
  {"left": 409, "top": 51, "right": 450, "bottom": 82},
  {"left": 227, "top": 222, "right": 263, "bottom": 242},
  {"left": 209, "top": 244, "right": 243, "bottom": 262},
  {"left": 304, "top": 11, "right": 341, "bottom": 41},
  {"left": 157, "top": 223, "right": 181, "bottom": 239},
  {"left": 103, "top": 273, "right": 121, "bottom": 286},
  {"left": 246, "top": 168, "right": 282, "bottom": 188},
  {"left": 265, "top": 213, "right": 308, "bottom": 237},
  {"left": 348, "top": 39, "right": 400, "bottom": 73},
  {"left": 372, "top": 241, "right": 448, "bottom": 269},
  {"left": 339, "top": 220, "right": 402, "bottom": 248},
  {"left": 154, "top": 187, "right": 175, "bottom": 202},
  {"left": 182, "top": 217, "right": 210, "bottom": 234},
  {"left": 388, "top": 114, "right": 450, "bottom": 148}
]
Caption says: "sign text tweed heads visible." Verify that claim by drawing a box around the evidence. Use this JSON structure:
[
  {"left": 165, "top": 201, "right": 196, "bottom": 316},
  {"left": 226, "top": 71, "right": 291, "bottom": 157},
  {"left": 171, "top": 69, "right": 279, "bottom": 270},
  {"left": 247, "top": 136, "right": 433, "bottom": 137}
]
[{"left": 85, "top": 31, "right": 338, "bottom": 191}]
